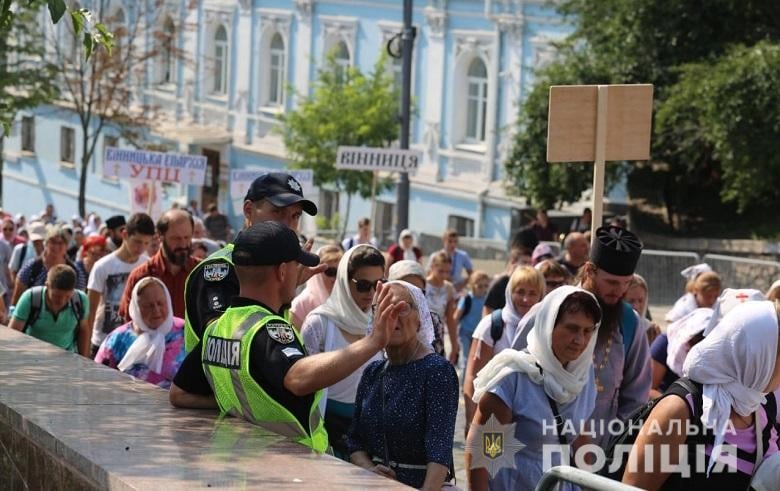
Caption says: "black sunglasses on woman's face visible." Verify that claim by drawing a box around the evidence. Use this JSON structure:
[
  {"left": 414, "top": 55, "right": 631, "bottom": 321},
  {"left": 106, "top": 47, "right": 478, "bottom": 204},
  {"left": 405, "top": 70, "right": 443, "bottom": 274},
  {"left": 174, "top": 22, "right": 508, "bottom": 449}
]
[{"left": 351, "top": 277, "right": 387, "bottom": 293}]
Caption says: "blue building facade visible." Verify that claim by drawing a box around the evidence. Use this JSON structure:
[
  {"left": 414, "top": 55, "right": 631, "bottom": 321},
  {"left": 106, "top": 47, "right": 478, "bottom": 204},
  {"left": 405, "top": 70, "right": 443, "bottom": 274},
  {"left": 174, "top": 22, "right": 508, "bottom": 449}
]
[{"left": 2, "top": 0, "right": 572, "bottom": 243}]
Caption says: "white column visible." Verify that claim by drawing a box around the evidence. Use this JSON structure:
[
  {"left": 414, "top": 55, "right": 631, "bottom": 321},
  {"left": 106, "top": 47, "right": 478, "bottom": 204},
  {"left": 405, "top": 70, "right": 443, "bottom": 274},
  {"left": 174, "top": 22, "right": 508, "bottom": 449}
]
[
  {"left": 293, "top": 1, "right": 313, "bottom": 107},
  {"left": 420, "top": 7, "right": 447, "bottom": 180}
]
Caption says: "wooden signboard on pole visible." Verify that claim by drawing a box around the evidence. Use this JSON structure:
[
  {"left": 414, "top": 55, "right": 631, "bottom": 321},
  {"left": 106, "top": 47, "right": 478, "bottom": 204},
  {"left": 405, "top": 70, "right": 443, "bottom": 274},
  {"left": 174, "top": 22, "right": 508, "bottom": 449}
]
[{"left": 546, "top": 84, "right": 653, "bottom": 242}]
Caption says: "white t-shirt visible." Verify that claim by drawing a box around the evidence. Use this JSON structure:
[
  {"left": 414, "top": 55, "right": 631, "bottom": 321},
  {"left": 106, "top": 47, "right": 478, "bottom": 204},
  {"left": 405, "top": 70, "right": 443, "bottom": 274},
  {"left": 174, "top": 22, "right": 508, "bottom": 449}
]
[
  {"left": 88, "top": 251, "right": 148, "bottom": 346},
  {"left": 9, "top": 242, "right": 36, "bottom": 274},
  {"left": 471, "top": 312, "right": 516, "bottom": 355},
  {"left": 301, "top": 313, "right": 382, "bottom": 404}
]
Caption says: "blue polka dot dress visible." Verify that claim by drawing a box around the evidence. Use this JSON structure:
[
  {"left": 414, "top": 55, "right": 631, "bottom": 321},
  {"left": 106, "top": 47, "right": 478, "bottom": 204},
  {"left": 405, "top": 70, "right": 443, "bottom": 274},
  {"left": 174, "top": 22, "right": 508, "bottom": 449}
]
[{"left": 346, "top": 353, "right": 459, "bottom": 488}]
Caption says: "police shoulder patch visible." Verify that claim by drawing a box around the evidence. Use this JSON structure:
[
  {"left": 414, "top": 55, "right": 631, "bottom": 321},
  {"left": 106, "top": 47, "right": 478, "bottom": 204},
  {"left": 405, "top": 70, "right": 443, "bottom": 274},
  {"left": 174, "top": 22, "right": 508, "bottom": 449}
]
[
  {"left": 266, "top": 322, "right": 296, "bottom": 345},
  {"left": 203, "top": 263, "right": 229, "bottom": 282}
]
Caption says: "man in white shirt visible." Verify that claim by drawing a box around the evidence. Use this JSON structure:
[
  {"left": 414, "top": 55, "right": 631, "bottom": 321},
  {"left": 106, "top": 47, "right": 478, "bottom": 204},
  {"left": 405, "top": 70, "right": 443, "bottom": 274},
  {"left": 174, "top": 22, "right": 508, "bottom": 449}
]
[
  {"left": 341, "top": 217, "right": 378, "bottom": 251},
  {"left": 87, "top": 213, "right": 155, "bottom": 357}
]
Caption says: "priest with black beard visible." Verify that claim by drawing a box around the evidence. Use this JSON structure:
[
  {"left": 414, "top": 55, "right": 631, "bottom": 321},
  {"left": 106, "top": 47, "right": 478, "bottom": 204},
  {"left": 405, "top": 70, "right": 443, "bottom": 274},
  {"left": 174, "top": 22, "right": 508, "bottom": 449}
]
[{"left": 510, "top": 225, "right": 650, "bottom": 447}]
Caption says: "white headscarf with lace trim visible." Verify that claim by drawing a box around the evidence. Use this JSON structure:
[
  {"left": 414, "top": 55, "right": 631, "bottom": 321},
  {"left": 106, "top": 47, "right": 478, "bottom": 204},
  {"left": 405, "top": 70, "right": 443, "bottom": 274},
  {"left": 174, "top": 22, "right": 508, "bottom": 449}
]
[
  {"left": 118, "top": 277, "right": 174, "bottom": 373},
  {"left": 366, "top": 280, "right": 435, "bottom": 347}
]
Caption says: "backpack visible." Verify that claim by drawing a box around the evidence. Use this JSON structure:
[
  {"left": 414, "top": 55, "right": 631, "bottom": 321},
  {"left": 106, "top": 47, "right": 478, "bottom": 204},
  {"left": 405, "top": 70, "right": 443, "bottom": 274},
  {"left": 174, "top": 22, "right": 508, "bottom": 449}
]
[
  {"left": 489, "top": 309, "right": 504, "bottom": 344},
  {"left": 23, "top": 286, "right": 84, "bottom": 333},
  {"left": 601, "top": 377, "right": 778, "bottom": 482}
]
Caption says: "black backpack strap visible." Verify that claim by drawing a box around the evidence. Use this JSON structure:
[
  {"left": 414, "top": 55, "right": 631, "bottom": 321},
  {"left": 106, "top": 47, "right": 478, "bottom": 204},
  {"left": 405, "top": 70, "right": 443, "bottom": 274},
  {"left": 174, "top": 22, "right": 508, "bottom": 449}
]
[
  {"left": 70, "top": 291, "right": 84, "bottom": 322},
  {"left": 23, "top": 286, "right": 45, "bottom": 332},
  {"left": 761, "top": 392, "right": 777, "bottom": 455},
  {"left": 462, "top": 294, "right": 472, "bottom": 318},
  {"left": 489, "top": 309, "right": 504, "bottom": 344},
  {"left": 535, "top": 363, "right": 568, "bottom": 446},
  {"left": 27, "top": 259, "right": 45, "bottom": 286}
]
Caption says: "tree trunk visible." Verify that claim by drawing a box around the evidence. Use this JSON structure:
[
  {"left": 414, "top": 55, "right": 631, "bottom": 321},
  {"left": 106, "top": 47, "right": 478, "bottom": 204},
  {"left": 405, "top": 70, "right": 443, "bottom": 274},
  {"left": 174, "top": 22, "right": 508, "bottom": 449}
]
[
  {"left": 78, "top": 134, "right": 90, "bottom": 218},
  {"left": 341, "top": 192, "right": 352, "bottom": 241}
]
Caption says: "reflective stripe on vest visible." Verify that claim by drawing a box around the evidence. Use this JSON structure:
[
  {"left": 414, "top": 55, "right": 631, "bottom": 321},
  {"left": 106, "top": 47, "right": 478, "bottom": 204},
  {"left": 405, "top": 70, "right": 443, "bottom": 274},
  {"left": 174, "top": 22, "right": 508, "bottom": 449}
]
[
  {"left": 202, "top": 307, "right": 327, "bottom": 452},
  {"left": 183, "top": 244, "right": 235, "bottom": 352}
]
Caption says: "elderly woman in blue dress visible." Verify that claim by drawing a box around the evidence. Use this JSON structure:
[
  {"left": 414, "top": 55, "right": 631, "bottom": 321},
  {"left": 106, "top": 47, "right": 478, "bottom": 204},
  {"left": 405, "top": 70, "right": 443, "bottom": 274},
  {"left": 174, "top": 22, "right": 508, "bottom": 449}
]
[
  {"left": 347, "top": 280, "right": 459, "bottom": 490},
  {"left": 466, "top": 285, "right": 602, "bottom": 490}
]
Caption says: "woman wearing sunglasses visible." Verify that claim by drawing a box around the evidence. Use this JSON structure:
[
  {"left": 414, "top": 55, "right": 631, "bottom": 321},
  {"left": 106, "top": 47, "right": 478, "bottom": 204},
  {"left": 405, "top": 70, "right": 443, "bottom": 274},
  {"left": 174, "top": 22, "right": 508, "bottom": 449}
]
[
  {"left": 347, "top": 281, "right": 459, "bottom": 489},
  {"left": 301, "top": 244, "right": 386, "bottom": 459},
  {"left": 291, "top": 245, "right": 343, "bottom": 329}
]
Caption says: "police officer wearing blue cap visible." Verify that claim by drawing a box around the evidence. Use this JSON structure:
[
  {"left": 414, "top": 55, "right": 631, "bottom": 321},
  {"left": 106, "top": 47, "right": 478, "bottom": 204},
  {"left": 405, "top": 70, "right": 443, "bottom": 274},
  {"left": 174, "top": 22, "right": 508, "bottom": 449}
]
[
  {"left": 183, "top": 172, "right": 323, "bottom": 353},
  {"left": 171, "top": 222, "right": 401, "bottom": 453}
]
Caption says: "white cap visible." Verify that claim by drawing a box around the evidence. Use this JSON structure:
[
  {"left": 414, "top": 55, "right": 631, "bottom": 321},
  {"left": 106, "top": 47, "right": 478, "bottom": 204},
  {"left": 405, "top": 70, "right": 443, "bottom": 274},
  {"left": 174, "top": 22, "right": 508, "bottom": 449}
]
[
  {"left": 388, "top": 260, "right": 425, "bottom": 281},
  {"left": 680, "top": 263, "right": 712, "bottom": 280}
]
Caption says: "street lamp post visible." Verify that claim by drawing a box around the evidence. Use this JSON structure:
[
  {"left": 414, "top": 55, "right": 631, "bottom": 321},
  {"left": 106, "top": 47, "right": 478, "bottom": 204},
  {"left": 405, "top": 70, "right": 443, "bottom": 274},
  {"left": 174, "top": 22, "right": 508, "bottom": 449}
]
[{"left": 395, "top": 0, "right": 415, "bottom": 238}]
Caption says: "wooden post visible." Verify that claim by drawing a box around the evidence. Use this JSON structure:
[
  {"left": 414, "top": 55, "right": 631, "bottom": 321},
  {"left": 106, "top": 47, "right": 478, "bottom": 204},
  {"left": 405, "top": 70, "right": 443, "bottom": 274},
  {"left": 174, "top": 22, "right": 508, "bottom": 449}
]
[{"left": 591, "top": 85, "right": 609, "bottom": 243}]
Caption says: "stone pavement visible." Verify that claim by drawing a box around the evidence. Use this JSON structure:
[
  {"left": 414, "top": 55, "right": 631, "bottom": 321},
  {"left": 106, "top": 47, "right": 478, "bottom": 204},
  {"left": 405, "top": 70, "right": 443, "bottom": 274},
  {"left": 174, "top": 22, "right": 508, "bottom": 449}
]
[{"left": 0, "top": 328, "right": 408, "bottom": 490}]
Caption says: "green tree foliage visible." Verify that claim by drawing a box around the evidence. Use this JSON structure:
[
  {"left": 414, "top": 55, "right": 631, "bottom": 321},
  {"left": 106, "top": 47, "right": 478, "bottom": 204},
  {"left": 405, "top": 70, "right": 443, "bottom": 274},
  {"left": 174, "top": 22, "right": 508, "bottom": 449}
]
[
  {"left": 504, "top": 52, "right": 624, "bottom": 210},
  {"left": 0, "top": 1, "right": 58, "bottom": 204},
  {"left": 506, "top": 0, "right": 780, "bottom": 229},
  {"left": 278, "top": 53, "right": 400, "bottom": 234}
]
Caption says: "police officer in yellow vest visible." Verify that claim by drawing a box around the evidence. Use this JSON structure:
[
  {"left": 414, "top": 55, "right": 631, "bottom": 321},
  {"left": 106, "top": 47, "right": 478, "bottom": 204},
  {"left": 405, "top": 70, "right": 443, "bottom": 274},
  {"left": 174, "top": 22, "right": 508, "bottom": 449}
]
[
  {"left": 170, "top": 222, "right": 400, "bottom": 453},
  {"left": 182, "top": 172, "right": 322, "bottom": 352}
]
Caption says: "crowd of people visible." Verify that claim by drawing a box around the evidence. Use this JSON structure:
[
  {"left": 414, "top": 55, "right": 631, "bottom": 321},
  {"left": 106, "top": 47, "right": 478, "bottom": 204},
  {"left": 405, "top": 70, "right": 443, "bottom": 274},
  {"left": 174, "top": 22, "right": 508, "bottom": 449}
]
[{"left": 3, "top": 174, "right": 780, "bottom": 490}]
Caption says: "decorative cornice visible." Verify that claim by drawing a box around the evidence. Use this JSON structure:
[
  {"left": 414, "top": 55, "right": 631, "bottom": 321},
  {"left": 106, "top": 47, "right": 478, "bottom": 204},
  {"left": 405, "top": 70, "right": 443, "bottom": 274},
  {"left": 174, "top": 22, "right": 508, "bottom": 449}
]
[
  {"left": 294, "top": 0, "right": 313, "bottom": 20},
  {"left": 452, "top": 30, "right": 493, "bottom": 59},
  {"left": 423, "top": 6, "right": 446, "bottom": 39},
  {"left": 495, "top": 14, "right": 524, "bottom": 40},
  {"left": 258, "top": 9, "right": 293, "bottom": 36}
]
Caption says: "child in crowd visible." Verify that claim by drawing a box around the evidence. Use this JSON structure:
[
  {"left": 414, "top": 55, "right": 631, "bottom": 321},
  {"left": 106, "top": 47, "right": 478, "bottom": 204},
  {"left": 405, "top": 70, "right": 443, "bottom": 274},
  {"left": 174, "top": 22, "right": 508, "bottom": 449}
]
[{"left": 454, "top": 271, "right": 490, "bottom": 372}]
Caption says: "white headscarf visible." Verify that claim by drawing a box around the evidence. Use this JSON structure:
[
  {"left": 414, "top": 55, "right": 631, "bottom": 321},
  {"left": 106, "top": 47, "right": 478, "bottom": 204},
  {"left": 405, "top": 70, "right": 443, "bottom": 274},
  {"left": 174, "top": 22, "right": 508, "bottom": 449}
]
[
  {"left": 683, "top": 301, "right": 779, "bottom": 476},
  {"left": 666, "top": 307, "right": 713, "bottom": 377},
  {"left": 501, "top": 274, "right": 525, "bottom": 328},
  {"left": 681, "top": 263, "right": 712, "bottom": 281},
  {"left": 118, "top": 277, "right": 174, "bottom": 373},
  {"left": 310, "top": 244, "right": 379, "bottom": 336},
  {"left": 366, "top": 280, "right": 435, "bottom": 347},
  {"left": 398, "top": 229, "right": 417, "bottom": 261},
  {"left": 702, "top": 288, "right": 765, "bottom": 337},
  {"left": 473, "top": 286, "right": 601, "bottom": 404}
]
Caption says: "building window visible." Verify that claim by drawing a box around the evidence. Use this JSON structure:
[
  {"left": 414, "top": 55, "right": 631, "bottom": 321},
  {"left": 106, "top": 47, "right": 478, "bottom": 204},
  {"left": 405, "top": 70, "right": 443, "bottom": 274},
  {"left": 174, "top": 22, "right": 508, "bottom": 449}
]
[
  {"left": 334, "top": 40, "right": 350, "bottom": 82},
  {"left": 60, "top": 127, "right": 75, "bottom": 163},
  {"left": 21, "top": 116, "right": 35, "bottom": 152},
  {"left": 159, "top": 17, "right": 176, "bottom": 85},
  {"left": 447, "top": 215, "right": 474, "bottom": 238},
  {"left": 268, "top": 33, "right": 285, "bottom": 106},
  {"left": 213, "top": 25, "right": 228, "bottom": 95},
  {"left": 465, "top": 58, "right": 488, "bottom": 143}
]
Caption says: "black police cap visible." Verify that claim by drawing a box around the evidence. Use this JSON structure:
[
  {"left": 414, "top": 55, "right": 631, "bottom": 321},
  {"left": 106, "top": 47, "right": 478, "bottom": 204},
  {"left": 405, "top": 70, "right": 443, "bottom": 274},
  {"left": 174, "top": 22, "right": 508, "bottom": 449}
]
[
  {"left": 233, "top": 221, "right": 319, "bottom": 267},
  {"left": 243, "top": 172, "right": 317, "bottom": 216}
]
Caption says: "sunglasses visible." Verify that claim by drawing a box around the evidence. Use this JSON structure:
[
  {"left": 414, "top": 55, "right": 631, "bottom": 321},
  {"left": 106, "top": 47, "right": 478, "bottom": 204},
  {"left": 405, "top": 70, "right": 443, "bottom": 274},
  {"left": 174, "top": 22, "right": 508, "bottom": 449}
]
[
  {"left": 546, "top": 280, "right": 566, "bottom": 289},
  {"left": 2, "top": 227, "right": 13, "bottom": 231},
  {"left": 351, "top": 277, "right": 387, "bottom": 293},
  {"left": 324, "top": 267, "right": 338, "bottom": 278}
]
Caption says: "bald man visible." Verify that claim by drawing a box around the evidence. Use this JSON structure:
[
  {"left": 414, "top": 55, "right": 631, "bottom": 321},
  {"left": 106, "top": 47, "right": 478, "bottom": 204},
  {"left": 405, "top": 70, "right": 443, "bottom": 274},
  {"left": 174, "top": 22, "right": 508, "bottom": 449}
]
[
  {"left": 559, "top": 232, "right": 589, "bottom": 277},
  {"left": 118, "top": 209, "right": 199, "bottom": 320}
]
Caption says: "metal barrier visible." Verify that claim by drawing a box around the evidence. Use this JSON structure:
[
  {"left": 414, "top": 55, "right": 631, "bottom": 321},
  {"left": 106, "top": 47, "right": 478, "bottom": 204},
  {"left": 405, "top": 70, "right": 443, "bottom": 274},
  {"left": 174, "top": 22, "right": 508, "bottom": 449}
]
[
  {"left": 703, "top": 254, "right": 780, "bottom": 293},
  {"left": 634, "top": 249, "right": 701, "bottom": 306},
  {"left": 535, "top": 466, "right": 644, "bottom": 491}
]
